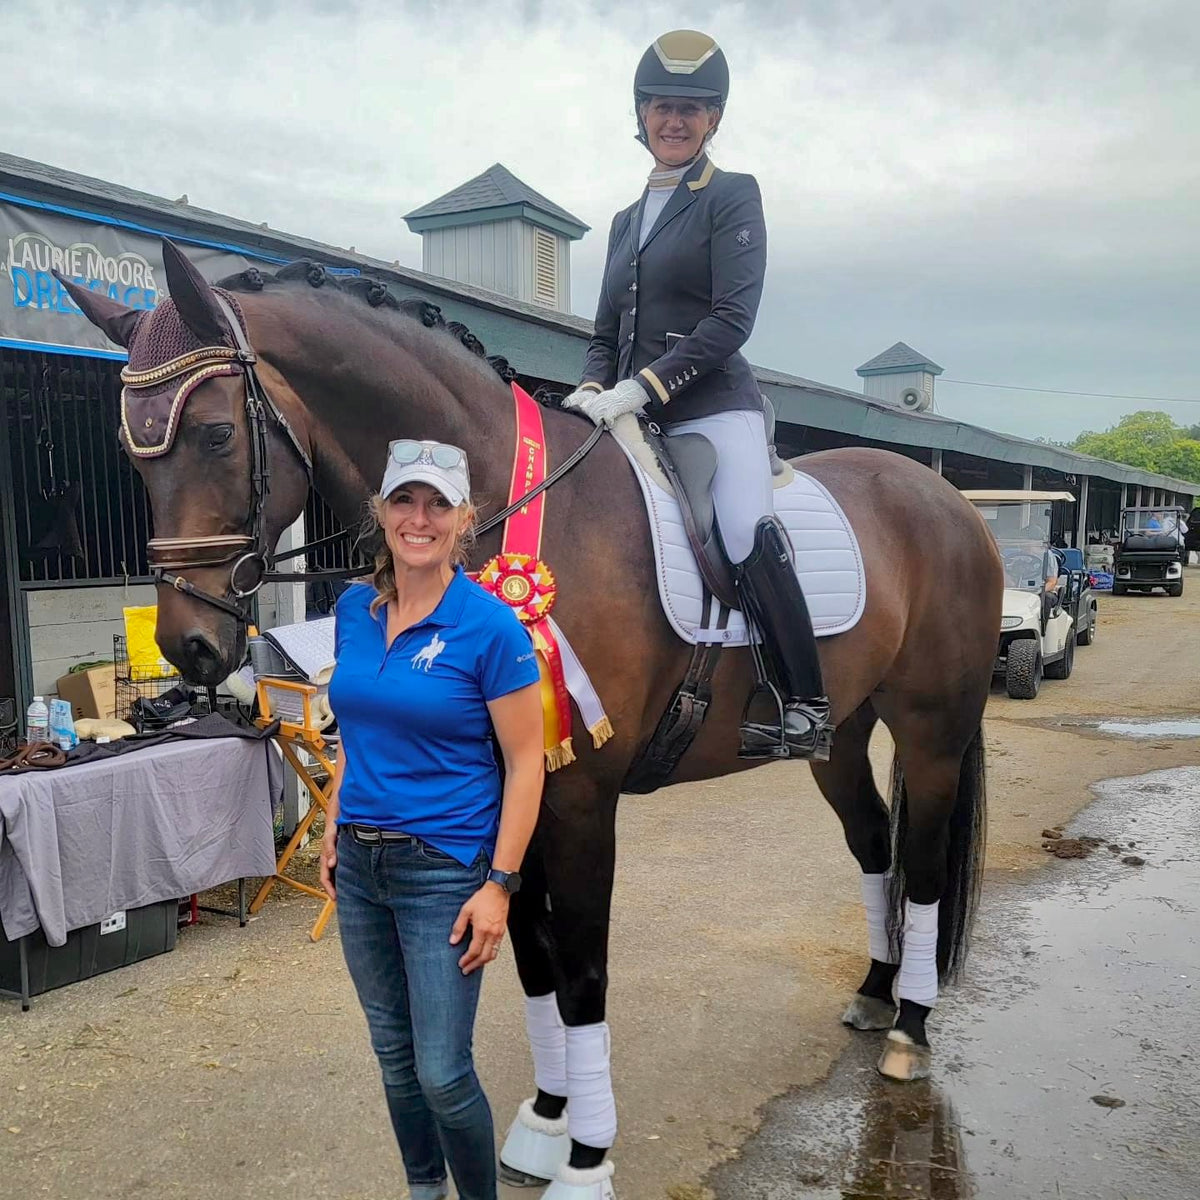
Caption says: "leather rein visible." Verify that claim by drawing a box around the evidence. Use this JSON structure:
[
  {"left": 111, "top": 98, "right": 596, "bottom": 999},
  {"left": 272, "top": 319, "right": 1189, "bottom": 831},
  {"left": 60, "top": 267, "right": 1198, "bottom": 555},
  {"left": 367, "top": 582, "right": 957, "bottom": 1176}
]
[{"left": 126, "top": 304, "right": 603, "bottom": 626}]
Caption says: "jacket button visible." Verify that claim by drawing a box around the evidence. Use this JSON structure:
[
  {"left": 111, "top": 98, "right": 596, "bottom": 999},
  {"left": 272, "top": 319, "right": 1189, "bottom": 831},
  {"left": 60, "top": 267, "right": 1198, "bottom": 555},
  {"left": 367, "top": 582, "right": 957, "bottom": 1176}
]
[
  {"left": 628, "top": 333, "right": 635, "bottom": 342},
  {"left": 629, "top": 261, "right": 636, "bottom": 268},
  {"left": 630, "top": 306, "right": 636, "bottom": 315},
  {"left": 629, "top": 283, "right": 637, "bottom": 292}
]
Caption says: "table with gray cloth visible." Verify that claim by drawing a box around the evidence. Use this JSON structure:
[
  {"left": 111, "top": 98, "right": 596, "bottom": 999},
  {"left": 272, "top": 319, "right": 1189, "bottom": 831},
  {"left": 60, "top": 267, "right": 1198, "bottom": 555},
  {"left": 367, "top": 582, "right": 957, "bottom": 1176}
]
[{"left": 0, "top": 736, "right": 281, "bottom": 946}]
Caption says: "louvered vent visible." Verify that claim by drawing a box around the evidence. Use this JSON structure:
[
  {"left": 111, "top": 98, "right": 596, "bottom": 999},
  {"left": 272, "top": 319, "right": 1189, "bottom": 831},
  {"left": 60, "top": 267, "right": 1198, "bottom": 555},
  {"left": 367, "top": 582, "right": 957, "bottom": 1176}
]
[{"left": 533, "top": 229, "right": 558, "bottom": 307}]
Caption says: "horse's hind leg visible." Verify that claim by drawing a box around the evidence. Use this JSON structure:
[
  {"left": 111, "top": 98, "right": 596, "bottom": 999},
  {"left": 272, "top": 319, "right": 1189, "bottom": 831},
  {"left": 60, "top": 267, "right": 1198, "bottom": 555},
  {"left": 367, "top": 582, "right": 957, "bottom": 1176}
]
[
  {"left": 873, "top": 703, "right": 987, "bottom": 1082},
  {"left": 810, "top": 700, "right": 899, "bottom": 1032}
]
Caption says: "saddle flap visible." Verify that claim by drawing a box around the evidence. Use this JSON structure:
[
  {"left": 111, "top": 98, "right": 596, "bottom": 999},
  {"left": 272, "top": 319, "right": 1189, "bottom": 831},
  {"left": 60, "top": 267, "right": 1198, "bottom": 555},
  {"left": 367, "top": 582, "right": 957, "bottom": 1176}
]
[
  {"left": 660, "top": 432, "right": 718, "bottom": 545},
  {"left": 643, "top": 427, "right": 738, "bottom": 609}
]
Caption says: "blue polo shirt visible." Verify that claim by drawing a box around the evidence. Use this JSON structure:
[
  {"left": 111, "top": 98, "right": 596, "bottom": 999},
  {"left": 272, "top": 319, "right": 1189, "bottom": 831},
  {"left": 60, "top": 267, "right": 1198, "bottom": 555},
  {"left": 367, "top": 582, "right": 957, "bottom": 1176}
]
[{"left": 329, "top": 568, "right": 540, "bottom": 864}]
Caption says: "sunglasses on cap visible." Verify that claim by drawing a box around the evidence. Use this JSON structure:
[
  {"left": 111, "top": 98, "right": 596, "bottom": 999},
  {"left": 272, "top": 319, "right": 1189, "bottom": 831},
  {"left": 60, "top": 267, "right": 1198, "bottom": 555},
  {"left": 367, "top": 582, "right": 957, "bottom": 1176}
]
[{"left": 388, "top": 440, "right": 466, "bottom": 470}]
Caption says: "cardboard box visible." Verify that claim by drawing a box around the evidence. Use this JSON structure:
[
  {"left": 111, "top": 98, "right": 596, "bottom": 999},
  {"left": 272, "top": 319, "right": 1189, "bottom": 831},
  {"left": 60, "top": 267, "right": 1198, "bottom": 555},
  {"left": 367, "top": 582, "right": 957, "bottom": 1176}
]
[{"left": 55, "top": 665, "right": 118, "bottom": 720}]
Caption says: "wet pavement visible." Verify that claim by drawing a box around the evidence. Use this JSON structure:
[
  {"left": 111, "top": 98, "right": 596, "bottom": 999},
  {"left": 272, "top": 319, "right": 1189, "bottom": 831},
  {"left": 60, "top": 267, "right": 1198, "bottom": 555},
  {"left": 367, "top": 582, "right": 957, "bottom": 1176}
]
[
  {"left": 1092, "top": 718, "right": 1200, "bottom": 740},
  {"left": 709, "top": 766, "right": 1200, "bottom": 1200}
]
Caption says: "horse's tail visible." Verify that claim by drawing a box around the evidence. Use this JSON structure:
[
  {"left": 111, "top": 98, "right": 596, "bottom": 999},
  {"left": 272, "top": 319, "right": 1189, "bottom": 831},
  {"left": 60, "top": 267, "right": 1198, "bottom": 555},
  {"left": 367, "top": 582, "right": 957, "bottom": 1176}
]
[{"left": 885, "top": 726, "right": 988, "bottom": 982}]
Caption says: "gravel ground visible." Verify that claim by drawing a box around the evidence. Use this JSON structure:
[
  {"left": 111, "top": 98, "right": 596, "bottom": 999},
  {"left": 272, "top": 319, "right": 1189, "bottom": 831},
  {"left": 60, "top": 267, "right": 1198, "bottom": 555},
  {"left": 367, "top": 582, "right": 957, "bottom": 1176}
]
[{"left": 2, "top": 577, "right": 1198, "bottom": 1199}]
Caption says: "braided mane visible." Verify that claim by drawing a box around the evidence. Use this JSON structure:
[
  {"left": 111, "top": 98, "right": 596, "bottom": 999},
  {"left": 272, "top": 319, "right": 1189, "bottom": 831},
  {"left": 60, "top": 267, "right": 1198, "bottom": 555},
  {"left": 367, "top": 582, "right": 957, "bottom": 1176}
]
[{"left": 216, "top": 260, "right": 519, "bottom": 383}]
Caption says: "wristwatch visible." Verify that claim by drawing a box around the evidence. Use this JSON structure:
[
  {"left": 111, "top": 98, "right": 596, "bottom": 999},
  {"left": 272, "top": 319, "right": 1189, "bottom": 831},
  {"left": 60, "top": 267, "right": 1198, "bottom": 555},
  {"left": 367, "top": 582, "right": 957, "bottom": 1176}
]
[{"left": 486, "top": 868, "right": 522, "bottom": 895}]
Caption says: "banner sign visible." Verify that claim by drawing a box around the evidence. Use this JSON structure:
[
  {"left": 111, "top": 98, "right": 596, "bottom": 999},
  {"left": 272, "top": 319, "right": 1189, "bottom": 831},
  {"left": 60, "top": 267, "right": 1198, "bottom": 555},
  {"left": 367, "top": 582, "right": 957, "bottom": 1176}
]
[{"left": 0, "top": 199, "right": 268, "bottom": 357}]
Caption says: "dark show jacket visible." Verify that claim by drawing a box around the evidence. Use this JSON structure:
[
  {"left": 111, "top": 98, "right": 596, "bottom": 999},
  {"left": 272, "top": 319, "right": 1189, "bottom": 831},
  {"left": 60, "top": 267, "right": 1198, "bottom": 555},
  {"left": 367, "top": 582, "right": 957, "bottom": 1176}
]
[{"left": 579, "top": 155, "right": 767, "bottom": 425}]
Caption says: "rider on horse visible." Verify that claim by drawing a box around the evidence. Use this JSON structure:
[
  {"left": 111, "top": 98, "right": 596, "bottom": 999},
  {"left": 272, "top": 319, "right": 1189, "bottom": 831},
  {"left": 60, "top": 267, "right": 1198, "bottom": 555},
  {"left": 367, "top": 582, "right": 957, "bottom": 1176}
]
[{"left": 564, "top": 29, "right": 832, "bottom": 760}]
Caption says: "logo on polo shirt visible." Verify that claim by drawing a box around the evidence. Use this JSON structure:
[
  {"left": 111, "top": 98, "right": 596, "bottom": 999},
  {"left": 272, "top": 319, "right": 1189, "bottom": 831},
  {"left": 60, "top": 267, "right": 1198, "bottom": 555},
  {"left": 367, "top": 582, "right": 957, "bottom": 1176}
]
[{"left": 411, "top": 633, "right": 446, "bottom": 672}]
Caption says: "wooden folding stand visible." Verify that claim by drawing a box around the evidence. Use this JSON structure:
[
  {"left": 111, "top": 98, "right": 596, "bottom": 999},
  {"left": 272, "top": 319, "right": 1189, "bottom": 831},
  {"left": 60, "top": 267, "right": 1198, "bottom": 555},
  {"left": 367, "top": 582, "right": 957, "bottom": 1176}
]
[{"left": 248, "top": 677, "right": 338, "bottom": 941}]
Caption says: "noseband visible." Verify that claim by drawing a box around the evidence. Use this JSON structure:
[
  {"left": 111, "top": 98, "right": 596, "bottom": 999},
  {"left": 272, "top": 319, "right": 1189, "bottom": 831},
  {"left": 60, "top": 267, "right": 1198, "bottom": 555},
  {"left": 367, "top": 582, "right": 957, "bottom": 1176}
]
[{"left": 123, "top": 295, "right": 314, "bottom": 624}]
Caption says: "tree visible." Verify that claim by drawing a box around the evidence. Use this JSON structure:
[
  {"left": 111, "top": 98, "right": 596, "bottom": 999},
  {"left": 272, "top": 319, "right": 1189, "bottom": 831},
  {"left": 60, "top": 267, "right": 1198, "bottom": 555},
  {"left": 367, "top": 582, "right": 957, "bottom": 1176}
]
[{"left": 1070, "top": 410, "right": 1200, "bottom": 483}]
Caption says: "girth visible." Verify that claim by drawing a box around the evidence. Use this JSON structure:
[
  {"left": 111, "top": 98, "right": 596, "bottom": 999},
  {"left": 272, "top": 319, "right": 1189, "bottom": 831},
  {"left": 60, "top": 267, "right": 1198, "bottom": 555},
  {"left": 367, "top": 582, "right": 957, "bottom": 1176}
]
[{"left": 622, "top": 595, "right": 730, "bottom": 794}]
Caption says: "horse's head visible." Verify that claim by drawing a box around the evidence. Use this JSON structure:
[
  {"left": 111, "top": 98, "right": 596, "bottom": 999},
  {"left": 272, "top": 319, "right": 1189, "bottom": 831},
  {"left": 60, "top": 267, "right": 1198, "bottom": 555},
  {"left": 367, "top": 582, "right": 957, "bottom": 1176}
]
[{"left": 57, "top": 241, "right": 312, "bottom": 684}]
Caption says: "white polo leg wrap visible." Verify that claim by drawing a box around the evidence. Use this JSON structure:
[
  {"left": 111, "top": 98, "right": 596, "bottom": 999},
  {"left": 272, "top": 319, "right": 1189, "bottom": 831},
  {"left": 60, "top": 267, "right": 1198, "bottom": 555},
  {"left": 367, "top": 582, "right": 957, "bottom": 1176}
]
[
  {"left": 861, "top": 872, "right": 899, "bottom": 964},
  {"left": 564, "top": 1023, "right": 617, "bottom": 1148},
  {"left": 525, "top": 993, "right": 568, "bottom": 1097},
  {"left": 896, "top": 899, "right": 940, "bottom": 1007}
]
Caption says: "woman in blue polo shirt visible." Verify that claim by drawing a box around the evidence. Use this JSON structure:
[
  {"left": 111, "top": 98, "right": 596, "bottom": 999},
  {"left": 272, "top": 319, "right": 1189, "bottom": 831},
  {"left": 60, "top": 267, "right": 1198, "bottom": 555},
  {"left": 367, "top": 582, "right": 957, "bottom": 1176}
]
[{"left": 320, "top": 439, "right": 544, "bottom": 1200}]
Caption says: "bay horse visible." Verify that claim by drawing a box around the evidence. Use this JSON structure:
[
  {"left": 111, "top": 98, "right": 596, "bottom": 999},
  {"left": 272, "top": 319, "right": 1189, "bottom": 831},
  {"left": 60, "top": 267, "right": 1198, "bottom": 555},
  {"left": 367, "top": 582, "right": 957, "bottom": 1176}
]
[{"left": 61, "top": 242, "right": 1001, "bottom": 1195}]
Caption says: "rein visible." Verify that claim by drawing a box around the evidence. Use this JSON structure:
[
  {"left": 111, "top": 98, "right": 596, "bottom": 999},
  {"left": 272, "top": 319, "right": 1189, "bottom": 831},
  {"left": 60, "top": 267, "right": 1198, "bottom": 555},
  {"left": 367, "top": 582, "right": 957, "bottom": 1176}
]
[
  {"left": 265, "top": 421, "right": 605, "bottom": 575},
  {"left": 476, "top": 422, "right": 605, "bottom": 538},
  {"left": 130, "top": 304, "right": 604, "bottom": 625}
]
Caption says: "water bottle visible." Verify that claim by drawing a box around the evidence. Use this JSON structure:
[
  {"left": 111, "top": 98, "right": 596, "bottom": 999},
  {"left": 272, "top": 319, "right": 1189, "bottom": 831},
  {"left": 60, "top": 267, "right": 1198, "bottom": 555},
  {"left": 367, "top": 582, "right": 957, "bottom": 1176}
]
[{"left": 26, "top": 696, "right": 49, "bottom": 745}]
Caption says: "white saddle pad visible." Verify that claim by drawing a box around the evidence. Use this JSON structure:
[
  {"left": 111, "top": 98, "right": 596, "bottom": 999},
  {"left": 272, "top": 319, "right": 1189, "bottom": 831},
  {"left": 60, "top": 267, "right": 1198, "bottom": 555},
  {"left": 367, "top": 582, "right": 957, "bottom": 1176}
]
[
  {"left": 615, "top": 440, "right": 866, "bottom": 645},
  {"left": 263, "top": 616, "right": 337, "bottom": 684},
  {"left": 230, "top": 617, "right": 338, "bottom": 730}
]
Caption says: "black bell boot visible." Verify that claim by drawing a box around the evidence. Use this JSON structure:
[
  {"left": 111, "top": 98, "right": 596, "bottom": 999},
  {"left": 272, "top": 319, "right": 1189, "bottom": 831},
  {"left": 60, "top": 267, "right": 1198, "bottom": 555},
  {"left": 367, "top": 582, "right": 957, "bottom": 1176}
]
[{"left": 735, "top": 516, "right": 833, "bottom": 761}]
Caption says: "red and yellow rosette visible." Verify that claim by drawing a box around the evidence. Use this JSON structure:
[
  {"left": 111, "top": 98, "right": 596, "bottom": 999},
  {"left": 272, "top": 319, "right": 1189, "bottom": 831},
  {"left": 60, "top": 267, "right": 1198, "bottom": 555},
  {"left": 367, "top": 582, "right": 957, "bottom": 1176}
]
[
  {"left": 477, "top": 552, "right": 574, "bottom": 769},
  {"left": 477, "top": 553, "right": 557, "bottom": 625}
]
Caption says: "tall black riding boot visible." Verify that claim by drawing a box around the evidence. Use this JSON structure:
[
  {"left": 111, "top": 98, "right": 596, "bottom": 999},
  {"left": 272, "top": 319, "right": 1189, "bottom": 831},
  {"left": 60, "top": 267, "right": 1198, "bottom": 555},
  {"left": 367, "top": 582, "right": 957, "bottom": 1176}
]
[{"left": 735, "top": 516, "right": 832, "bottom": 761}]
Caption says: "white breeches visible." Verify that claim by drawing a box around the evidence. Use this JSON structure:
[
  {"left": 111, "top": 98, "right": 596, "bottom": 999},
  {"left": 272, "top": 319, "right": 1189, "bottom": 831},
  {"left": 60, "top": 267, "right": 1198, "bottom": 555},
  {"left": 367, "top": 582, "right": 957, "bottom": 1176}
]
[{"left": 662, "top": 408, "right": 774, "bottom": 563}]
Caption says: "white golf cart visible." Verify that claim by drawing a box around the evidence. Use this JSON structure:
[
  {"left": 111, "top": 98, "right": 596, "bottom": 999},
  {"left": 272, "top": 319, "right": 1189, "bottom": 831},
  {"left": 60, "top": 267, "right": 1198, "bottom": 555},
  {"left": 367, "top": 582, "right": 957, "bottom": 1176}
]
[{"left": 963, "top": 491, "right": 1080, "bottom": 699}]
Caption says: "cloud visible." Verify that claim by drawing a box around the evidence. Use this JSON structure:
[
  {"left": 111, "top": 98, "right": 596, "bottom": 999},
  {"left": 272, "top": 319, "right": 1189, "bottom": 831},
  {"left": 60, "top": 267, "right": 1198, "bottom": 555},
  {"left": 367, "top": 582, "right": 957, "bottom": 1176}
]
[{"left": 3, "top": 0, "right": 1197, "bottom": 442}]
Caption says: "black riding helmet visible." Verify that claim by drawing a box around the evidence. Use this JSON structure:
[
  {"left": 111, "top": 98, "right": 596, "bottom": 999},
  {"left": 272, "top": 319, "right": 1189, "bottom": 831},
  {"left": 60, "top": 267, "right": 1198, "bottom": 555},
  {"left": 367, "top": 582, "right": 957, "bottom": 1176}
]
[{"left": 634, "top": 29, "right": 730, "bottom": 148}]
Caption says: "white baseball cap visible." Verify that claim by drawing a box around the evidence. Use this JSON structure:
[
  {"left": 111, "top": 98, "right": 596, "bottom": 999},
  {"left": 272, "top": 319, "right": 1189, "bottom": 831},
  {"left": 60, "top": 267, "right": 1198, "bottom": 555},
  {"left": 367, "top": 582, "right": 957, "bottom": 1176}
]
[{"left": 380, "top": 439, "right": 471, "bottom": 506}]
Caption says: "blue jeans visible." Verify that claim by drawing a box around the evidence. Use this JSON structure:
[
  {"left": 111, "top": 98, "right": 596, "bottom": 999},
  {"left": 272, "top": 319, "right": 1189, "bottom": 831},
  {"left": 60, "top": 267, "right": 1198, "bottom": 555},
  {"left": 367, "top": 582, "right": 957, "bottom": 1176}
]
[{"left": 336, "top": 831, "right": 497, "bottom": 1200}]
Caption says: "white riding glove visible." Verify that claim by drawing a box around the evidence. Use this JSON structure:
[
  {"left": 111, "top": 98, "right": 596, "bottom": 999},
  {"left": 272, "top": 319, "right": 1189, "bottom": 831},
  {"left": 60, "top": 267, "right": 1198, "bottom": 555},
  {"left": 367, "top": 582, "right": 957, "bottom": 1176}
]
[
  {"left": 561, "top": 385, "right": 601, "bottom": 411},
  {"left": 575, "top": 378, "right": 649, "bottom": 426}
]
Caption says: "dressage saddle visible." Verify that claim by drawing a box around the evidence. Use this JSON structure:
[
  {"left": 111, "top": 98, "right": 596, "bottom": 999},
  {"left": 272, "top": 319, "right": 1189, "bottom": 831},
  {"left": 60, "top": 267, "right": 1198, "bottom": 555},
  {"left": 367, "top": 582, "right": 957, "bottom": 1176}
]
[{"left": 640, "top": 394, "right": 790, "bottom": 609}]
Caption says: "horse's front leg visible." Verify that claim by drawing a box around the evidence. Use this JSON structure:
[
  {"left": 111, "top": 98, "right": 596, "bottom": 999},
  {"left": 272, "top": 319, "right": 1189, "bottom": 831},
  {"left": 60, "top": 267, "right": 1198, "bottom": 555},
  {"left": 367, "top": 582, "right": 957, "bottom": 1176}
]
[
  {"left": 501, "top": 833, "right": 571, "bottom": 1188},
  {"left": 503, "top": 785, "right": 620, "bottom": 1198}
]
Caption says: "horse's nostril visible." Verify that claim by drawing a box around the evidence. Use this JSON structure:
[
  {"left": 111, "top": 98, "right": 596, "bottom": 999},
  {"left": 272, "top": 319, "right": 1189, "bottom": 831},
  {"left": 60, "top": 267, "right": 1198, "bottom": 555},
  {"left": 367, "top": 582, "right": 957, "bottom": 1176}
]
[
  {"left": 184, "top": 633, "right": 218, "bottom": 662},
  {"left": 182, "top": 632, "right": 226, "bottom": 684}
]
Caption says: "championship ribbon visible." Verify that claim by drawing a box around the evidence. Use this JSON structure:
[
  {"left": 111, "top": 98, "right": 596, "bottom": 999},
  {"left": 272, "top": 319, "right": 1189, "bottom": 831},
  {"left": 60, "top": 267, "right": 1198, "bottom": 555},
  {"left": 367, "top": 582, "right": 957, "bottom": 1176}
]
[{"left": 474, "top": 383, "right": 613, "bottom": 770}]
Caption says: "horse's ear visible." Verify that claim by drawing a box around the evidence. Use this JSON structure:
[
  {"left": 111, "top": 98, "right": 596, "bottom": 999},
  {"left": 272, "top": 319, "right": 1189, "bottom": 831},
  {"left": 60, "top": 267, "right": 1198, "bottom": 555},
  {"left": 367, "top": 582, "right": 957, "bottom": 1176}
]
[
  {"left": 161, "top": 238, "right": 228, "bottom": 344},
  {"left": 53, "top": 273, "right": 143, "bottom": 348}
]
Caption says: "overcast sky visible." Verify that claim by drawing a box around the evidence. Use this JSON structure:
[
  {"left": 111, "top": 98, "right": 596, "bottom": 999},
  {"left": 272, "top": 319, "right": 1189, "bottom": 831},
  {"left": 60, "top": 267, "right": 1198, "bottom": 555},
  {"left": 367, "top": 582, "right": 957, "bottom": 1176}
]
[{"left": 3, "top": 0, "right": 1197, "bottom": 442}]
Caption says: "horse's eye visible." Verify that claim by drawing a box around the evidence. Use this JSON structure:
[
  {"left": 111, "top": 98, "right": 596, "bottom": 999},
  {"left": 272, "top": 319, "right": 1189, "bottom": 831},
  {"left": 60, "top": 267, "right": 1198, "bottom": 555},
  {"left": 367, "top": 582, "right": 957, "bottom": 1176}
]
[{"left": 208, "top": 424, "right": 234, "bottom": 450}]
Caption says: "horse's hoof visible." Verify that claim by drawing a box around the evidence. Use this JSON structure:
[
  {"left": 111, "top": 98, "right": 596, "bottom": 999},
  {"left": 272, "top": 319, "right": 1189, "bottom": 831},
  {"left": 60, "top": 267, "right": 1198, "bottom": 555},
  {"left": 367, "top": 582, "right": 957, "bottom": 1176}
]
[
  {"left": 499, "top": 1161, "right": 553, "bottom": 1188},
  {"left": 877, "top": 1029, "right": 931, "bottom": 1081},
  {"left": 842, "top": 993, "right": 896, "bottom": 1031}
]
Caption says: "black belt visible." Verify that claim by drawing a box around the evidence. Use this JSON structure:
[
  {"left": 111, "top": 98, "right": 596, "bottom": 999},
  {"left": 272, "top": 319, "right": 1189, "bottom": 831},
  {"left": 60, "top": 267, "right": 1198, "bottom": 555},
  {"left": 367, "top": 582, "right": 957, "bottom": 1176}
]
[{"left": 345, "top": 823, "right": 417, "bottom": 847}]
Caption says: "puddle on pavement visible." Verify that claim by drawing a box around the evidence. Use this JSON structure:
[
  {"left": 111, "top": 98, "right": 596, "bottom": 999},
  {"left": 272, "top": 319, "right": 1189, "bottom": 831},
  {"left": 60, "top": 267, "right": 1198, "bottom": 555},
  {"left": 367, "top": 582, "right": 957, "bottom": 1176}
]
[
  {"left": 1092, "top": 718, "right": 1200, "bottom": 739},
  {"left": 1022, "top": 714, "right": 1200, "bottom": 743},
  {"left": 708, "top": 767, "right": 1200, "bottom": 1200}
]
